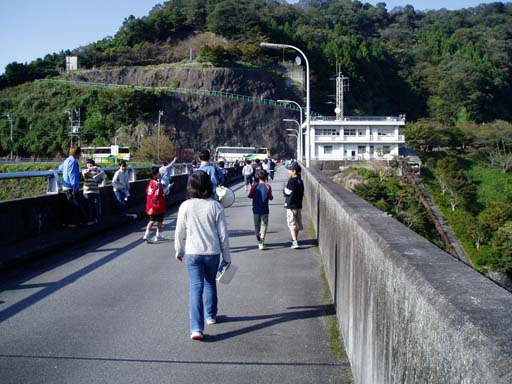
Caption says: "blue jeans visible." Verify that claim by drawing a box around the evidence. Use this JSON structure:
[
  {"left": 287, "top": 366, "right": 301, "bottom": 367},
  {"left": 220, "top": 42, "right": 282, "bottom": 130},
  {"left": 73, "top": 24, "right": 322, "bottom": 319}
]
[
  {"left": 114, "top": 190, "right": 127, "bottom": 214},
  {"left": 185, "top": 254, "right": 220, "bottom": 333}
]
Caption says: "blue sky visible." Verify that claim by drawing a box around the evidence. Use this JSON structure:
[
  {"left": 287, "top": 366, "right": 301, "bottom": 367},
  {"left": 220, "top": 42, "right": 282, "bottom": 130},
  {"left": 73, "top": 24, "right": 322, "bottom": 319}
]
[{"left": 0, "top": 0, "right": 503, "bottom": 75}]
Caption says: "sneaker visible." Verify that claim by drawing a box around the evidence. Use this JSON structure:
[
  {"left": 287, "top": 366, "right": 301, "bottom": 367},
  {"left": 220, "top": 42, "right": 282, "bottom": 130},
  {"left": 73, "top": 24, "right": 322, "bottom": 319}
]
[
  {"left": 206, "top": 318, "right": 216, "bottom": 325},
  {"left": 190, "top": 331, "right": 203, "bottom": 340},
  {"left": 291, "top": 240, "right": 300, "bottom": 249},
  {"left": 143, "top": 234, "right": 149, "bottom": 241},
  {"left": 153, "top": 235, "right": 165, "bottom": 242},
  {"left": 258, "top": 243, "right": 266, "bottom": 250}
]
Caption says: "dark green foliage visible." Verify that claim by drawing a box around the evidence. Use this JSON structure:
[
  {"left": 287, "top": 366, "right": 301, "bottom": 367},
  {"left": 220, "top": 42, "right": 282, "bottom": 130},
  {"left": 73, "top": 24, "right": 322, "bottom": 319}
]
[
  {"left": 352, "top": 168, "right": 444, "bottom": 248},
  {"left": 421, "top": 151, "right": 512, "bottom": 272},
  {"left": 0, "top": 82, "right": 158, "bottom": 158},
  {"left": 1, "top": 0, "right": 511, "bottom": 124}
]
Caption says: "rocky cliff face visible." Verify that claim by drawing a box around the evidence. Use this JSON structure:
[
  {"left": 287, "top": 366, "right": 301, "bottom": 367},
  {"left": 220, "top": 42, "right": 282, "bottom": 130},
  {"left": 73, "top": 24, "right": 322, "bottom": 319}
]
[{"left": 64, "top": 65, "right": 303, "bottom": 158}]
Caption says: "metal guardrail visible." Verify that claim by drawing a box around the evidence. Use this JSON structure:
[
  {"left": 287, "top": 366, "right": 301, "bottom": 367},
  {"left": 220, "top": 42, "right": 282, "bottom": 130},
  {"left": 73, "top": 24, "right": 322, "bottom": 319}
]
[
  {"left": 311, "top": 115, "right": 406, "bottom": 122},
  {"left": 38, "top": 79, "right": 325, "bottom": 118},
  {"left": 0, "top": 163, "right": 193, "bottom": 195}
]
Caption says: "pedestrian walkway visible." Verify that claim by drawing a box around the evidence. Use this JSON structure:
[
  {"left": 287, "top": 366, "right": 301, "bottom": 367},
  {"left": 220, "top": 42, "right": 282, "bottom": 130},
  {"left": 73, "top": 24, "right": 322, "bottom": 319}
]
[{"left": 0, "top": 166, "right": 351, "bottom": 383}]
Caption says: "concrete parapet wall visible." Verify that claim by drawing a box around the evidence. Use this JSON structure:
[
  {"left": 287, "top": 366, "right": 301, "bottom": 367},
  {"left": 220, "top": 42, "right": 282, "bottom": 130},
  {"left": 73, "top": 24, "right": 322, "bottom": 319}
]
[{"left": 302, "top": 167, "right": 512, "bottom": 384}]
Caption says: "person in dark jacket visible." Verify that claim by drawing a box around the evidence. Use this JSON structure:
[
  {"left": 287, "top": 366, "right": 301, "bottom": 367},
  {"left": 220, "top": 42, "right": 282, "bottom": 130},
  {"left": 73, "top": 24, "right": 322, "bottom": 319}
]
[{"left": 283, "top": 162, "right": 304, "bottom": 249}]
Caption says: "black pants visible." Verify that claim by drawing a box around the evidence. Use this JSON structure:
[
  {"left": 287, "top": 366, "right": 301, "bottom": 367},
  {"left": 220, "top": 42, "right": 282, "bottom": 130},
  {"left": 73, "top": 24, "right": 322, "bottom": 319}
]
[{"left": 64, "top": 190, "right": 89, "bottom": 224}]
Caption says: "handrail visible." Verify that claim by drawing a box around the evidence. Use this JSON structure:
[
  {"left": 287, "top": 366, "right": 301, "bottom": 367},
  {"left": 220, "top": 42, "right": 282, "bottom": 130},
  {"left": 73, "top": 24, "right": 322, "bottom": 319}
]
[
  {"left": 0, "top": 163, "right": 193, "bottom": 195},
  {"left": 38, "top": 79, "right": 324, "bottom": 118}
]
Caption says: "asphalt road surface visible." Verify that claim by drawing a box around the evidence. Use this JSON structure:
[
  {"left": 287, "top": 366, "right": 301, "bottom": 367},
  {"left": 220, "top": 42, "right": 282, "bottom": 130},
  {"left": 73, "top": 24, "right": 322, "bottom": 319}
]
[{"left": 0, "top": 166, "right": 347, "bottom": 383}]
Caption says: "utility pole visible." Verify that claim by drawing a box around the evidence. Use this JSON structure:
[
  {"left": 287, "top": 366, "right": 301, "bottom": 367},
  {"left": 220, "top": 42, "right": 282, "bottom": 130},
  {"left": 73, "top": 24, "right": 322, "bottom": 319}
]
[
  {"left": 4, "top": 112, "right": 14, "bottom": 160},
  {"left": 65, "top": 108, "right": 81, "bottom": 147},
  {"left": 157, "top": 110, "right": 164, "bottom": 162}
]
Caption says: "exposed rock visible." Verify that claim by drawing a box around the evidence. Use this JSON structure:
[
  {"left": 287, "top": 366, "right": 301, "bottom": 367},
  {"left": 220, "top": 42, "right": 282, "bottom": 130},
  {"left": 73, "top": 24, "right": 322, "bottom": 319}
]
[{"left": 63, "top": 65, "right": 303, "bottom": 158}]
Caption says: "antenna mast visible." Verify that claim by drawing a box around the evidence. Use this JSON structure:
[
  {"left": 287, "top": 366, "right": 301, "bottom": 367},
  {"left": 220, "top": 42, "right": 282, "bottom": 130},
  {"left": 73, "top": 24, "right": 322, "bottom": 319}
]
[{"left": 335, "top": 64, "right": 349, "bottom": 120}]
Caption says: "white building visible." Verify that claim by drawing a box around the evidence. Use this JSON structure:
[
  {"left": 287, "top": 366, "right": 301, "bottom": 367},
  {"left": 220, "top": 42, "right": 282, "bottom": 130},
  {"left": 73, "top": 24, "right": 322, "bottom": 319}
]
[
  {"left": 308, "top": 114, "right": 406, "bottom": 161},
  {"left": 65, "top": 56, "right": 79, "bottom": 72}
]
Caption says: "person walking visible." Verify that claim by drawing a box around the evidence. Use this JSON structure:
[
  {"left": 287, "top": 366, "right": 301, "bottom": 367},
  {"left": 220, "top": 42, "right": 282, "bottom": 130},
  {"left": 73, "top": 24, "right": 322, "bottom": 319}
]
[
  {"left": 283, "top": 162, "right": 304, "bottom": 249},
  {"left": 112, "top": 160, "right": 130, "bottom": 215},
  {"left": 248, "top": 169, "right": 273, "bottom": 250},
  {"left": 159, "top": 156, "right": 177, "bottom": 196},
  {"left": 143, "top": 167, "right": 166, "bottom": 242},
  {"left": 174, "top": 171, "right": 231, "bottom": 341},
  {"left": 198, "top": 149, "right": 224, "bottom": 198},
  {"left": 268, "top": 159, "right": 276, "bottom": 181},
  {"left": 242, "top": 159, "right": 254, "bottom": 192},
  {"left": 82, "top": 158, "right": 104, "bottom": 223},
  {"left": 59, "top": 146, "right": 89, "bottom": 227}
]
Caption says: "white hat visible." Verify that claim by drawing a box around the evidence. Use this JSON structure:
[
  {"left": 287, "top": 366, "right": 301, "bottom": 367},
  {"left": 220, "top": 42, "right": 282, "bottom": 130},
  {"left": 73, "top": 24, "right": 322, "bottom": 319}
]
[{"left": 216, "top": 186, "right": 235, "bottom": 208}]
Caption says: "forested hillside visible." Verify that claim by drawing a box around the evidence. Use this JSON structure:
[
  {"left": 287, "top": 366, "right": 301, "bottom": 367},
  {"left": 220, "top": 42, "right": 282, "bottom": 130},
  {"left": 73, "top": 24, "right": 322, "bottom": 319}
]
[{"left": 1, "top": 0, "right": 511, "bottom": 123}]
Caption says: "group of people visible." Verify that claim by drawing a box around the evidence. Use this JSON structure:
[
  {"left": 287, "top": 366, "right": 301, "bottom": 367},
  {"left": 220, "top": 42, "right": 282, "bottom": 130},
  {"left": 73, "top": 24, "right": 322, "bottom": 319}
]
[
  {"left": 59, "top": 146, "right": 106, "bottom": 227},
  {"left": 61, "top": 145, "right": 304, "bottom": 342},
  {"left": 59, "top": 146, "right": 176, "bottom": 228},
  {"left": 242, "top": 158, "right": 276, "bottom": 191},
  {"left": 174, "top": 155, "right": 304, "bottom": 341}
]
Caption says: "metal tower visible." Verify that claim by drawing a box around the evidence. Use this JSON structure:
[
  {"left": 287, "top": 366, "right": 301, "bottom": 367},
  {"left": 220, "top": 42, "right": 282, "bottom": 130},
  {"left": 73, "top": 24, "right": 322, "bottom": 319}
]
[{"left": 335, "top": 64, "right": 349, "bottom": 120}]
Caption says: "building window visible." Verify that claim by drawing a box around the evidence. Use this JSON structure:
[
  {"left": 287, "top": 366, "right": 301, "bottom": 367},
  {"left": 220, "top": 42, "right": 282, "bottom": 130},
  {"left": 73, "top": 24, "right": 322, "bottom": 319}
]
[
  {"left": 344, "top": 128, "right": 356, "bottom": 136},
  {"left": 383, "top": 146, "right": 391, "bottom": 154},
  {"left": 315, "top": 128, "right": 339, "bottom": 136},
  {"left": 324, "top": 145, "right": 333, "bottom": 154},
  {"left": 369, "top": 146, "right": 374, "bottom": 154},
  {"left": 358, "top": 146, "right": 366, "bottom": 154}
]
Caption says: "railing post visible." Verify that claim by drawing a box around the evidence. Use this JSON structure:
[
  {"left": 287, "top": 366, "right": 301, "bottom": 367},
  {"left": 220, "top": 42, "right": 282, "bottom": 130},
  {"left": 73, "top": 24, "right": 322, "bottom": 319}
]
[{"left": 47, "top": 171, "right": 60, "bottom": 194}]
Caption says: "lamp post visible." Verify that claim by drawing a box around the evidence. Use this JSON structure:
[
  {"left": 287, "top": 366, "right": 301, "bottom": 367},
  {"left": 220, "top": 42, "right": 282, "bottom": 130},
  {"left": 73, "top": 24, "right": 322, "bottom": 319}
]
[
  {"left": 4, "top": 112, "right": 13, "bottom": 160},
  {"left": 283, "top": 119, "right": 301, "bottom": 161},
  {"left": 278, "top": 99, "right": 303, "bottom": 162},
  {"left": 157, "top": 110, "right": 164, "bottom": 162},
  {"left": 261, "top": 42, "right": 310, "bottom": 167}
]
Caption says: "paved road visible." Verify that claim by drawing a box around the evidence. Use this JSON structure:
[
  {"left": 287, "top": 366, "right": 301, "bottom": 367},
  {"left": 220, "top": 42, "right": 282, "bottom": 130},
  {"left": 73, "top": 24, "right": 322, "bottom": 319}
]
[{"left": 0, "top": 167, "right": 348, "bottom": 383}]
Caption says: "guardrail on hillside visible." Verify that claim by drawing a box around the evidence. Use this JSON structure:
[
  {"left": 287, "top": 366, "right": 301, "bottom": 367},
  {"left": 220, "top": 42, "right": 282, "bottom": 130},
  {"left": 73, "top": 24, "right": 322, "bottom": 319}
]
[
  {"left": 38, "top": 79, "right": 325, "bottom": 119},
  {"left": 0, "top": 163, "right": 192, "bottom": 194}
]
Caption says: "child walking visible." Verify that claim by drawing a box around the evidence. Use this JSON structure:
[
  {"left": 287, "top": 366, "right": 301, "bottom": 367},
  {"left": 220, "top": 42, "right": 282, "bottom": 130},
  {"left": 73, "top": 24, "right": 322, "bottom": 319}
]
[
  {"left": 283, "top": 162, "right": 304, "bottom": 249},
  {"left": 242, "top": 159, "right": 254, "bottom": 192},
  {"left": 143, "top": 167, "right": 166, "bottom": 242},
  {"left": 248, "top": 169, "right": 273, "bottom": 250}
]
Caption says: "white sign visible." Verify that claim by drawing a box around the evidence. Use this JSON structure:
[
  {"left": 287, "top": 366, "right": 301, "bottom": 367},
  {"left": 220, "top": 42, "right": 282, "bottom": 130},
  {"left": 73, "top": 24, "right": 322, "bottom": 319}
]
[{"left": 111, "top": 145, "right": 119, "bottom": 155}]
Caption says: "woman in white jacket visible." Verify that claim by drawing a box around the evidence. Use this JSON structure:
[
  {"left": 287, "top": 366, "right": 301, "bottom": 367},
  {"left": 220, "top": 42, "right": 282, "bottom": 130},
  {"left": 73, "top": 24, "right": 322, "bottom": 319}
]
[{"left": 175, "top": 170, "right": 231, "bottom": 341}]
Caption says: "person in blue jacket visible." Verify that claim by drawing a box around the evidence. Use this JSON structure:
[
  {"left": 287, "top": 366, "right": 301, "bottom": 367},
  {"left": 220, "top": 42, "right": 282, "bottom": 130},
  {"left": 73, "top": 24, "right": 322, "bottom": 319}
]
[
  {"left": 198, "top": 149, "right": 225, "bottom": 199},
  {"left": 58, "top": 146, "right": 90, "bottom": 226}
]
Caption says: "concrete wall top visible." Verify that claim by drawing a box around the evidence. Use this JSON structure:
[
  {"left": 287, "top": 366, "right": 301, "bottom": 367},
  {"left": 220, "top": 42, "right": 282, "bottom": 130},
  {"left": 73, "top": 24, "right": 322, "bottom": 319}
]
[{"left": 302, "top": 166, "right": 512, "bottom": 384}]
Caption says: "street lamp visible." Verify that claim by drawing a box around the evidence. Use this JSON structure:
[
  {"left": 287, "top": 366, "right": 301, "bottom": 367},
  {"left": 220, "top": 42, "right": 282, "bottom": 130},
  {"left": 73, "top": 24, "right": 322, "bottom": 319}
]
[
  {"left": 283, "top": 119, "right": 301, "bottom": 161},
  {"left": 278, "top": 100, "right": 303, "bottom": 162},
  {"left": 261, "top": 42, "right": 311, "bottom": 167},
  {"left": 4, "top": 112, "right": 13, "bottom": 160},
  {"left": 157, "top": 110, "right": 164, "bottom": 162}
]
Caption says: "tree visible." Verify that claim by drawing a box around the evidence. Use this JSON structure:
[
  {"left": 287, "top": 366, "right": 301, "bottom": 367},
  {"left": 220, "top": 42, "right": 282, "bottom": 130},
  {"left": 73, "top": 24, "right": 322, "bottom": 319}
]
[{"left": 135, "top": 135, "right": 174, "bottom": 162}]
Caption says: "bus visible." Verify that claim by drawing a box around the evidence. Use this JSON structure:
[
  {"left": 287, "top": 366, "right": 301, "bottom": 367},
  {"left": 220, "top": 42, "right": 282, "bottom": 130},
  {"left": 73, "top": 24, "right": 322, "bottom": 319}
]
[
  {"left": 215, "top": 146, "right": 270, "bottom": 163},
  {"left": 81, "top": 146, "right": 131, "bottom": 164}
]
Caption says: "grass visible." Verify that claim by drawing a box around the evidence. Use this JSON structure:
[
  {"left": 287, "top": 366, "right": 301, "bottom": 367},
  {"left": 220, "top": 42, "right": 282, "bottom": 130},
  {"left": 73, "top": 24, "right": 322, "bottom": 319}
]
[{"left": 466, "top": 164, "right": 512, "bottom": 206}]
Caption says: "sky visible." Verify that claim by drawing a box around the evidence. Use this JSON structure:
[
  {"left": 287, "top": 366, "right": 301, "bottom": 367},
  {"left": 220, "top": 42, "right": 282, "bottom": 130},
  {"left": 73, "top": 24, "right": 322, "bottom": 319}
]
[{"left": 0, "top": 0, "right": 504, "bottom": 75}]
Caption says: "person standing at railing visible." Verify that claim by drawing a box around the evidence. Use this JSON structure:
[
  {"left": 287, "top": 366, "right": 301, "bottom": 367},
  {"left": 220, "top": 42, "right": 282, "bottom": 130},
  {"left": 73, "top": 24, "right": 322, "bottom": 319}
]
[
  {"left": 112, "top": 160, "right": 130, "bottom": 215},
  {"left": 82, "top": 159, "right": 105, "bottom": 224},
  {"left": 58, "top": 146, "right": 90, "bottom": 227},
  {"left": 159, "top": 156, "right": 177, "bottom": 197}
]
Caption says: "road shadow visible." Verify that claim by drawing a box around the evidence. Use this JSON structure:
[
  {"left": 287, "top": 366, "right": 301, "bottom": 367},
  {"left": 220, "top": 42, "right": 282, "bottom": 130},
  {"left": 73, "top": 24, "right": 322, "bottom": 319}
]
[{"left": 203, "top": 304, "right": 333, "bottom": 342}]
